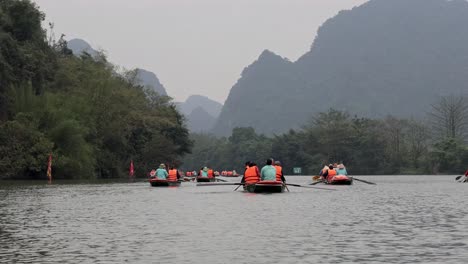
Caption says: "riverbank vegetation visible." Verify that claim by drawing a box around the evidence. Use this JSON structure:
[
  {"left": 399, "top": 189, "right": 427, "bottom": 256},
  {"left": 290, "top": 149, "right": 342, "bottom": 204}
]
[
  {"left": 0, "top": 0, "right": 191, "bottom": 180},
  {"left": 182, "top": 105, "right": 468, "bottom": 175}
]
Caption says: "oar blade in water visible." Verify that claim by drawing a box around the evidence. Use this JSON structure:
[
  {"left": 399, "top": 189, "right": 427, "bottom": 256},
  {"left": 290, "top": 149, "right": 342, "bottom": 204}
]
[
  {"left": 285, "top": 183, "right": 336, "bottom": 191},
  {"left": 197, "top": 183, "right": 242, "bottom": 187},
  {"left": 353, "top": 177, "right": 376, "bottom": 185}
]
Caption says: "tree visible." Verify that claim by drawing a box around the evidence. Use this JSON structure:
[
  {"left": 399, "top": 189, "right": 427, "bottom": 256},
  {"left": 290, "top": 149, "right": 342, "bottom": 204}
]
[{"left": 430, "top": 95, "right": 468, "bottom": 140}]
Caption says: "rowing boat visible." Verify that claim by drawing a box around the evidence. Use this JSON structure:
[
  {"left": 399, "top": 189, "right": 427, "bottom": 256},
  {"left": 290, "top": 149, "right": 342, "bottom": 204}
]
[
  {"left": 149, "top": 178, "right": 181, "bottom": 187},
  {"left": 327, "top": 175, "right": 353, "bottom": 185},
  {"left": 243, "top": 181, "right": 285, "bottom": 193},
  {"left": 196, "top": 176, "right": 215, "bottom": 183}
]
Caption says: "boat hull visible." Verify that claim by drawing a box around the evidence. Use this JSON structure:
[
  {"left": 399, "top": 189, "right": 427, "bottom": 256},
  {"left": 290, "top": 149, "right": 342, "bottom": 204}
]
[
  {"left": 327, "top": 175, "right": 353, "bottom": 185},
  {"left": 244, "top": 181, "right": 285, "bottom": 193},
  {"left": 149, "top": 178, "right": 181, "bottom": 187},
  {"left": 196, "top": 177, "right": 215, "bottom": 182}
]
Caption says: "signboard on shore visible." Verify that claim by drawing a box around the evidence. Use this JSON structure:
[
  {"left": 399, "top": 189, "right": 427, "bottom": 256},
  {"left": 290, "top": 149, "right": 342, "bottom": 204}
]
[{"left": 293, "top": 167, "right": 302, "bottom": 175}]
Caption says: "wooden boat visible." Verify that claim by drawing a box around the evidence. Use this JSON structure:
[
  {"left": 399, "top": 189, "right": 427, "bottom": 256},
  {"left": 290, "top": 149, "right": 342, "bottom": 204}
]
[
  {"left": 149, "top": 178, "right": 181, "bottom": 187},
  {"left": 243, "top": 180, "right": 285, "bottom": 193},
  {"left": 196, "top": 176, "right": 215, "bottom": 183},
  {"left": 327, "top": 175, "right": 353, "bottom": 185},
  {"left": 224, "top": 173, "right": 240, "bottom": 177}
]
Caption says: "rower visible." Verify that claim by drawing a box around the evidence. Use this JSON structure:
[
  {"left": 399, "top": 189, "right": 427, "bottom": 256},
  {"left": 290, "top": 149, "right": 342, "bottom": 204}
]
[
  {"left": 260, "top": 159, "right": 277, "bottom": 181},
  {"left": 243, "top": 162, "right": 260, "bottom": 185},
  {"left": 207, "top": 167, "right": 214, "bottom": 178},
  {"left": 274, "top": 160, "right": 286, "bottom": 182},
  {"left": 322, "top": 164, "right": 337, "bottom": 182}
]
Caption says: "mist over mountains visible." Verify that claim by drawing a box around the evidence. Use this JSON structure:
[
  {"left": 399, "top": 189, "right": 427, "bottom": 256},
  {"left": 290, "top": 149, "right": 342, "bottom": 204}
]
[
  {"left": 67, "top": 39, "right": 167, "bottom": 96},
  {"left": 213, "top": 0, "right": 468, "bottom": 136},
  {"left": 177, "top": 95, "right": 223, "bottom": 133},
  {"left": 67, "top": 39, "right": 224, "bottom": 132}
]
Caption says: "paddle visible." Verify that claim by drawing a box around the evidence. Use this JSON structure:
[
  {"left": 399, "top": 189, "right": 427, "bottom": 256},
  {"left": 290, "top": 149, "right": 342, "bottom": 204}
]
[
  {"left": 233, "top": 184, "right": 243, "bottom": 191},
  {"left": 352, "top": 177, "right": 376, "bottom": 185},
  {"left": 215, "top": 178, "right": 228, "bottom": 182},
  {"left": 310, "top": 180, "right": 324, "bottom": 185},
  {"left": 285, "top": 183, "right": 336, "bottom": 191},
  {"left": 455, "top": 175, "right": 462, "bottom": 181},
  {"left": 197, "top": 182, "right": 243, "bottom": 187}
]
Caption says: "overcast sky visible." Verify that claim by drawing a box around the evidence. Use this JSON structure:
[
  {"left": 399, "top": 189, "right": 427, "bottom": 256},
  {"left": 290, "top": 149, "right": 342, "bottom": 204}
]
[{"left": 33, "top": 0, "right": 367, "bottom": 103}]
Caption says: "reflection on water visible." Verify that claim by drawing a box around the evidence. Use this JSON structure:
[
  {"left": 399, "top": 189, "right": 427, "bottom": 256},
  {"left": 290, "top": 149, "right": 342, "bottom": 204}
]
[{"left": 1, "top": 176, "right": 467, "bottom": 263}]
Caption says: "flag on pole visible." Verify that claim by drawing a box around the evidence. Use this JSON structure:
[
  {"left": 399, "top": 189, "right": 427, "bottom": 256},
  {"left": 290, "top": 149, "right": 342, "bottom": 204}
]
[
  {"left": 129, "top": 160, "right": 134, "bottom": 178},
  {"left": 47, "top": 154, "right": 52, "bottom": 183}
]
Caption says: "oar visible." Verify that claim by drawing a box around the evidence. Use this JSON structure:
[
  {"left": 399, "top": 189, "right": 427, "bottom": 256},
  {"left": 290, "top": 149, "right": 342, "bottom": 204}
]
[
  {"left": 233, "top": 184, "right": 243, "bottom": 191},
  {"left": 197, "top": 182, "right": 243, "bottom": 187},
  {"left": 455, "top": 175, "right": 463, "bottom": 181},
  {"left": 285, "top": 183, "right": 336, "bottom": 191},
  {"left": 310, "top": 180, "right": 324, "bottom": 185},
  {"left": 284, "top": 184, "right": 290, "bottom": 192},
  {"left": 215, "top": 178, "right": 228, "bottom": 182},
  {"left": 353, "top": 177, "right": 376, "bottom": 185}
]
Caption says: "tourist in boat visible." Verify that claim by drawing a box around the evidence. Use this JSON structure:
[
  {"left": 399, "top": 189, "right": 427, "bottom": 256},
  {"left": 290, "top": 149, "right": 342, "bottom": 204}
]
[
  {"left": 274, "top": 160, "right": 286, "bottom": 182},
  {"left": 243, "top": 162, "right": 260, "bottom": 185},
  {"left": 318, "top": 165, "right": 329, "bottom": 181},
  {"left": 200, "top": 167, "right": 209, "bottom": 177},
  {"left": 261, "top": 158, "right": 277, "bottom": 181},
  {"left": 207, "top": 167, "right": 214, "bottom": 178},
  {"left": 319, "top": 165, "right": 328, "bottom": 176},
  {"left": 336, "top": 164, "right": 348, "bottom": 176},
  {"left": 167, "top": 166, "right": 180, "bottom": 181},
  {"left": 321, "top": 164, "right": 337, "bottom": 182},
  {"left": 155, "top": 164, "right": 169, "bottom": 179}
]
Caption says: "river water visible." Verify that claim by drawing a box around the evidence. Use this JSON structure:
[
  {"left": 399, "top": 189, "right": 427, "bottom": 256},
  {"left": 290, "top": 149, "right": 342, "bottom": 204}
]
[{"left": 1, "top": 176, "right": 467, "bottom": 263}]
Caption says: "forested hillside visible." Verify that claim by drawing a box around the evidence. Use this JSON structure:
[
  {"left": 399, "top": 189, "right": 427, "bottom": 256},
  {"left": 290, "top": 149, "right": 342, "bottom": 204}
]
[
  {"left": 0, "top": 0, "right": 191, "bottom": 180},
  {"left": 184, "top": 107, "right": 468, "bottom": 175}
]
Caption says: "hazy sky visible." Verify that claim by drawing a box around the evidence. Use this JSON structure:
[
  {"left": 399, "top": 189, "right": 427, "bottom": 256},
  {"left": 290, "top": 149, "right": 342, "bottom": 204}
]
[{"left": 33, "top": 0, "right": 367, "bottom": 103}]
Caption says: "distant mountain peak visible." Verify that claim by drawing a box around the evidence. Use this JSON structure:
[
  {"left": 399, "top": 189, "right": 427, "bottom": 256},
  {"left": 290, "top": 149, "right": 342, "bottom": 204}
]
[
  {"left": 67, "top": 38, "right": 98, "bottom": 57},
  {"left": 179, "top": 95, "right": 222, "bottom": 117},
  {"left": 135, "top": 68, "right": 167, "bottom": 96},
  {"left": 213, "top": 0, "right": 468, "bottom": 136}
]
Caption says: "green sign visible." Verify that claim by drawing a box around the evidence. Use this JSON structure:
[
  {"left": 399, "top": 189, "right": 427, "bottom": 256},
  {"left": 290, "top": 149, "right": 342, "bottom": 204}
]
[{"left": 293, "top": 167, "right": 302, "bottom": 174}]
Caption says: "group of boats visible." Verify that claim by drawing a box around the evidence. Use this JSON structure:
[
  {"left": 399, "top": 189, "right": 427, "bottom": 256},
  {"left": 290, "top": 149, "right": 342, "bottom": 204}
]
[{"left": 148, "top": 171, "right": 355, "bottom": 193}]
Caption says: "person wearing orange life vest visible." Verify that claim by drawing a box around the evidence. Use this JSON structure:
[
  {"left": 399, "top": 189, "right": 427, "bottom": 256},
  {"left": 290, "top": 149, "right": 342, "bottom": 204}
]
[
  {"left": 322, "top": 164, "right": 337, "bottom": 182},
  {"left": 167, "top": 166, "right": 180, "bottom": 181},
  {"left": 207, "top": 168, "right": 214, "bottom": 178},
  {"left": 240, "top": 161, "right": 251, "bottom": 183},
  {"left": 274, "top": 160, "right": 286, "bottom": 182},
  {"left": 242, "top": 162, "right": 260, "bottom": 185}
]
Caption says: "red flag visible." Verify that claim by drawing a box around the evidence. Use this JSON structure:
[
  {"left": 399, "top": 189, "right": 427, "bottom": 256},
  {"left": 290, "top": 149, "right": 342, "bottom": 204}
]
[
  {"left": 47, "top": 154, "right": 52, "bottom": 183},
  {"left": 129, "top": 160, "right": 134, "bottom": 177}
]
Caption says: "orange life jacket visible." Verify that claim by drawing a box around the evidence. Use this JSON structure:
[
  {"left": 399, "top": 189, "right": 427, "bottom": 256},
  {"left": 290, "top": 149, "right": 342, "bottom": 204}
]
[
  {"left": 208, "top": 169, "right": 214, "bottom": 178},
  {"left": 244, "top": 166, "right": 260, "bottom": 184},
  {"left": 274, "top": 165, "right": 283, "bottom": 182},
  {"left": 327, "top": 169, "right": 337, "bottom": 181},
  {"left": 168, "top": 169, "right": 178, "bottom": 181}
]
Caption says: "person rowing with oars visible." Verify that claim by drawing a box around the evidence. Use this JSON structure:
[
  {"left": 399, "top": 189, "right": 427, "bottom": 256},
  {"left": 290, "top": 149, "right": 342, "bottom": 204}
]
[
  {"left": 274, "top": 160, "right": 286, "bottom": 183},
  {"left": 243, "top": 162, "right": 260, "bottom": 186},
  {"left": 463, "top": 169, "right": 468, "bottom": 182}
]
